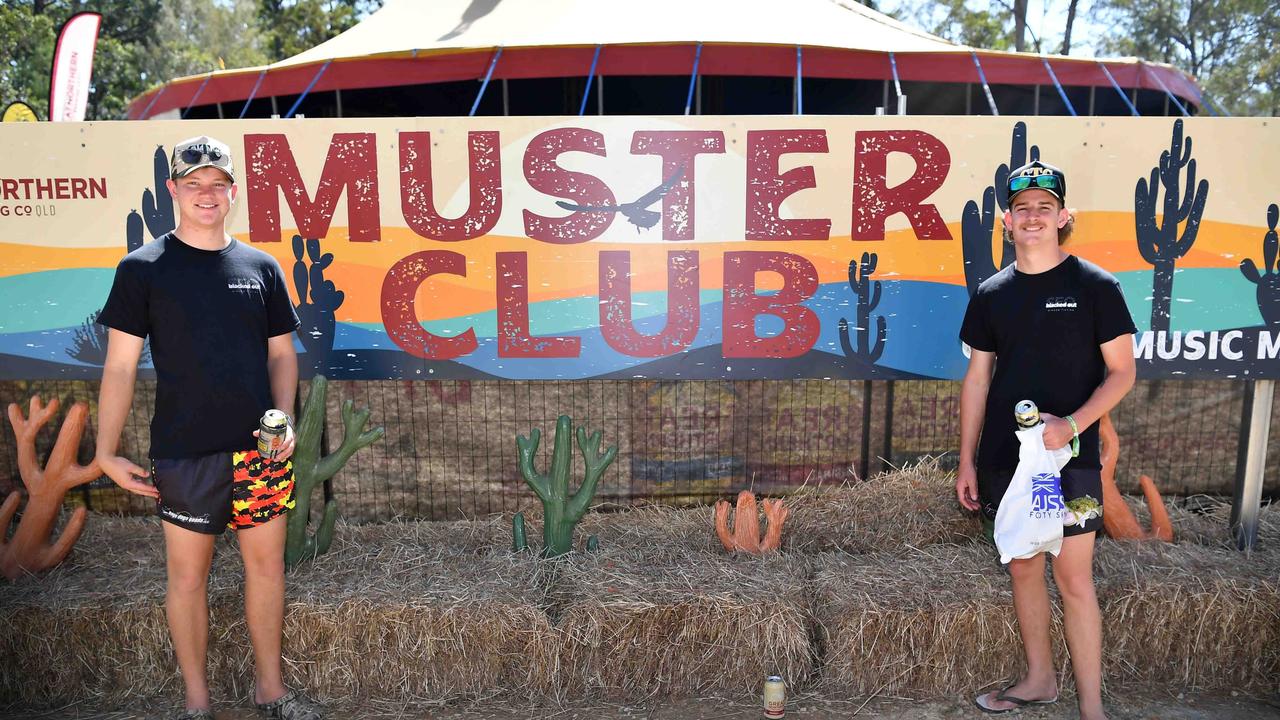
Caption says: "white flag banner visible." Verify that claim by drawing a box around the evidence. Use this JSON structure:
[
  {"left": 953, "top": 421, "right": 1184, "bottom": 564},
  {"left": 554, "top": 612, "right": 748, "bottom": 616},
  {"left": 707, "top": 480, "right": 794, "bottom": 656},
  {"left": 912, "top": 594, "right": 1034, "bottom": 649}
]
[{"left": 48, "top": 12, "right": 102, "bottom": 122}]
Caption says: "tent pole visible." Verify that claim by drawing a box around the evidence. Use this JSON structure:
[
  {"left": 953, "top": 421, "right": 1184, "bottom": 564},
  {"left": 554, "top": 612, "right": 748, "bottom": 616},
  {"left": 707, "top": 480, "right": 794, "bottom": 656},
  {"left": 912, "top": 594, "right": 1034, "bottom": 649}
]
[
  {"left": 216, "top": 102, "right": 223, "bottom": 119},
  {"left": 684, "top": 42, "right": 702, "bottom": 116},
  {"left": 580, "top": 45, "right": 602, "bottom": 116},
  {"left": 795, "top": 45, "right": 803, "bottom": 115},
  {"left": 284, "top": 60, "right": 331, "bottom": 119},
  {"left": 1033, "top": 84, "right": 1040, "bottom": 115},
  {"left": 1143, "top": 62, "right": 1190, "bottom": 117},
  {"left": 502, "top": 78, "right": 509, "bottom": 115},
  {"left": 470, "top": 46, "right": 503, "bottom": 117},
  {"left": 970, "top": 51, "right": 998, "bottom": 115},
  {"left": 1096, "top": 62, "right": 1140, "bottom": 116},
  {"left": 1232, "top": 379, "right": 1272, "bottom": 551},
  {"left": 181, "top": 73, "right": 213, "bottom": 120},
  {"left": 1041, "top": 57, "right": 1077, "bottom": 116},
  {"left": 335, "top": 88, "right": 343, "bottom": 118},
  {"left": 238, "top": 69, "right": 268, "bottom": 119},
  {"left": 598, "top": 75, "right": 605, "bottom": 115}
]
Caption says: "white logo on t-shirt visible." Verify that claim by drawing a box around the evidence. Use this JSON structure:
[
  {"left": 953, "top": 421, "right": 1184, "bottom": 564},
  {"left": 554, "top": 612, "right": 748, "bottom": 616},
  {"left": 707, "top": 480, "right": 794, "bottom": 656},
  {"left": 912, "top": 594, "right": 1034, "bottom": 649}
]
[
  {"left": 1045, "top": 296, "right": 1077, "bottom": 311},
  {"left": 228, "top": 278, "right": 260, "bottom": 291}
]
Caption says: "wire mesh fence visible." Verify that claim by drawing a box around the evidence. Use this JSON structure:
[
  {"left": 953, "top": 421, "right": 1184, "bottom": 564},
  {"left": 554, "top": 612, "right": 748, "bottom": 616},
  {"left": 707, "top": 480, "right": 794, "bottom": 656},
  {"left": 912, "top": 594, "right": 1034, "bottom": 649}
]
[{"left": 0, "top": 379, "right": 1274, "bottom": 523}]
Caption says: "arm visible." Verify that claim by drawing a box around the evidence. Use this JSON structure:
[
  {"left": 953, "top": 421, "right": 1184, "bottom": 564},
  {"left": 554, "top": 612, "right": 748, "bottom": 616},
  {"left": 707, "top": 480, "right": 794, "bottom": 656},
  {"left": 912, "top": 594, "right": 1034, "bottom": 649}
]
[
  {"left": 95, "top": 329, "right": 157, "bottom": 498},
  {"left": 957, "top": 348, "right": 995, "bottom": 510},
  {"left": 261, "top": 332, "right": 299, "bottom": 460},
  {"left": 1041, "top": 333, "right": 1137, "bottom": 450}
]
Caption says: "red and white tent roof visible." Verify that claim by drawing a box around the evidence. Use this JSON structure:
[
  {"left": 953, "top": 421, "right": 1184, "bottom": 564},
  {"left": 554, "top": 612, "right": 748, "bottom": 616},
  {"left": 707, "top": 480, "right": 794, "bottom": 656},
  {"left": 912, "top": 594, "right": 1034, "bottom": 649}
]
[{"left": 128, "top": 0, "right": 1203, "bottom": 118}]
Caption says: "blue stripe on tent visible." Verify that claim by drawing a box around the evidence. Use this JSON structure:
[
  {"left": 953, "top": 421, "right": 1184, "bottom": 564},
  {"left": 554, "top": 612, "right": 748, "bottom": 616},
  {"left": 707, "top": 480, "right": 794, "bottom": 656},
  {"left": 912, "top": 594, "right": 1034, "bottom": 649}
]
[
  {"left": 469, "top": 46, "right": 503, "bottom": 117},
  {"left": 1143, "top": 63, "right": 1190, "bottom": 117},
  {"left": 888, "top": 51, "right": 903, "bottom": 100},
  {"left": 579, "top": 45, "right": 602, "bottom": 116},
  {"left": 138, "top": 84, "right": 167, "bottom": 120},
  {"left": 970, "top": 52, "right": 998, "bottom": 115},
  {"left": 238, "top": 70, "right": 268, "bottom": 119},
  {"left": 284, "top": 60, "right": 331, "bottom": 119},
  {"left": 180, "top": 74, "right": 213, "bottom": 119},
  {"left": 1097, "top": 62, "right": 1140, "bottom": 116},
  {"left": 1041, "top": 58, "right": 1076, "bottom": 116},
  {"left": 684, "top": 42, "right": 702, "bottom": 116}
]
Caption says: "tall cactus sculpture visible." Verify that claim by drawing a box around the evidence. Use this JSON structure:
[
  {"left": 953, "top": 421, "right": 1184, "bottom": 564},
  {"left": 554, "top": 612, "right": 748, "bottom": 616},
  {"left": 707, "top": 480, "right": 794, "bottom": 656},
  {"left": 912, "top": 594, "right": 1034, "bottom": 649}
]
[
  {"left": 126, "top": 147, "right": 175, "bottom": 253},
  {"left": 1239, "top": 204, "right": 1280, "bottom": 327},
  {"left": 961, "top": 122, "right": 1037, "bottom": 296},
  {"left": 837, "top": 252, "right": 886, "bottom": 364},
  {"left": 292, "top": 235, "right": 345, "bottom": 372},
  {"left": 285, "top": 375, "right": 384, "bottom": 568},
  {"left": 514, "top": 415, "right": 617, "bottom": 557},
  {"left": 1136, "top": 119, "right": 1210, "bottom": 334}
]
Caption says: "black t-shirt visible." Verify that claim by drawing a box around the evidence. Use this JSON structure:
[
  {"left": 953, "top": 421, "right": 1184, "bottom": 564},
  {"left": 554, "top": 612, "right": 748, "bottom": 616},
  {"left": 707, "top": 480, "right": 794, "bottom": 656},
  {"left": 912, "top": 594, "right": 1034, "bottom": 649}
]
[
  {"left": 98, "top": 233, "right": 300, "bottom": 458},
  {"left": 959, "top": 254, "right": 1136, "bottom": 471}
]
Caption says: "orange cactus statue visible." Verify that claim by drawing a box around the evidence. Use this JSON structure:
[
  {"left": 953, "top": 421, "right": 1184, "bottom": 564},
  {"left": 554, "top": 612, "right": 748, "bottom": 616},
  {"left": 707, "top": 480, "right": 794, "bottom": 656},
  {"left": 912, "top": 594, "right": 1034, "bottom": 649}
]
[
  {"left": 714, "top": 490, "right": 789, "bottom": 554},
  {"left": 1099, "top": 413, "right": 1173, "bottom": 542},
  {"left": 2, "top": 396, "right": 102, "bottom": 580}
]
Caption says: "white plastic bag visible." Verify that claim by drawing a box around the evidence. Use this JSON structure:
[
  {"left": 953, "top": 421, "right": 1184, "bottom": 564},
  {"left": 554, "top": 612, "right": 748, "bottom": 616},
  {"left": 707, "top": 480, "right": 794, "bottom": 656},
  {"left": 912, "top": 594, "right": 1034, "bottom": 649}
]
[{"left": 994, "top": 423, "right": 1073, "bottom": 564}]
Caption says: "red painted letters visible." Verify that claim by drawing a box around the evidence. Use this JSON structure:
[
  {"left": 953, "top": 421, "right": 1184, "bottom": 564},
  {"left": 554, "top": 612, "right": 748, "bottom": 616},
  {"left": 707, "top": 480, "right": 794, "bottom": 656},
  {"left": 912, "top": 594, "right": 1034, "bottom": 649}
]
[
  {"left": 745, "top": 130, "right": 832, "bottom": 241},
  {"left": 381, "top": 250, "right": 477, "bottom": 360},
  {"left": 599, "top": 251, "right": 701, "bottom": 356},
  {"left": 851, "top": 130, "right": 951, "bottom": 240},
  {"left": 722, "top": 251, "right": 819, "bottom": 358},
  {"left": 400, "top": 131, "right": 502, "bottom": 241},
  {"left": 246, "top": 133, "right": 381, "bottom": 243}
]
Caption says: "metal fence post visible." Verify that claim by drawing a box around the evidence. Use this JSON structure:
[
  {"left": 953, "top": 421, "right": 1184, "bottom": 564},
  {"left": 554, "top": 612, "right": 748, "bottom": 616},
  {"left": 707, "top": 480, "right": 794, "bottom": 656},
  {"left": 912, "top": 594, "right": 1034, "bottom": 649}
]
[
  {"left": 882, "top": 380, "right": 895, "bottom": 472},
  {"left": 860, "top": 380, "right": 872, "bottom": 480},
  {"left": 1231, "top": 379, "right": 1272, "bottom": 551}
]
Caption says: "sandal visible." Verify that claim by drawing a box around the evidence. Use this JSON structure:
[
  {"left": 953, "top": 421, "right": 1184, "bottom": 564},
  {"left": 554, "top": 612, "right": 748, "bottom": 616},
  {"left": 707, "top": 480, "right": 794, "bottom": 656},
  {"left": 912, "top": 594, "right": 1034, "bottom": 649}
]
[
  {"left": 255, "top": 688, "right": 323, "bottom": 720},
  {"left": 975, "top": 685, "right": 1059, "bottom": 714}
]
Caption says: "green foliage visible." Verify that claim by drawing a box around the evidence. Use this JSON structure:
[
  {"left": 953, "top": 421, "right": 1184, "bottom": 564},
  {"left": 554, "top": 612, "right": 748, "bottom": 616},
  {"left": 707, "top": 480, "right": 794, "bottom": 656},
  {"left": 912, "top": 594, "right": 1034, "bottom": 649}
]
[{"left": 258, "top": 0, "right": 380, "bottom": 61}]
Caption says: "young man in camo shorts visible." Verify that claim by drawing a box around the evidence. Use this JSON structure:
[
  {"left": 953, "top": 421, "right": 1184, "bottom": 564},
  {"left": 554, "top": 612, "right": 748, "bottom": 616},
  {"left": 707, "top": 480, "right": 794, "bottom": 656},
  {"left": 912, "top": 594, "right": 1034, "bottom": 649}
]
[{"left": 96, "top": 136, "right": 321, "bottom": 720}]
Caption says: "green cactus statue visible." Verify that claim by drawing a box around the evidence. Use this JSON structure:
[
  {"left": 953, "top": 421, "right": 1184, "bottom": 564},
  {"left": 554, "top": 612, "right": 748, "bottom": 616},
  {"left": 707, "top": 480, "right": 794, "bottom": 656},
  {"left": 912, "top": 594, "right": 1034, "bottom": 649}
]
[
  {"left": 515, "top": 415, "right": 616, "bottom": 557},
  {"left": 285, "top": 375, "right": 384, "bottom": 568}
]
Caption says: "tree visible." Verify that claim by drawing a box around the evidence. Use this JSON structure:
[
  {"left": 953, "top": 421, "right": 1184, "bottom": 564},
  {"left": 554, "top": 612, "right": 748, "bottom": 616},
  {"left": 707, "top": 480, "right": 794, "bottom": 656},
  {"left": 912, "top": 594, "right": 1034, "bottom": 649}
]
[
  {"left": 258, "top": 0, "right": 381, "bottom": 62},
  {"left": 1096, "top": 0, "right": 1276, "bottom": 116}
]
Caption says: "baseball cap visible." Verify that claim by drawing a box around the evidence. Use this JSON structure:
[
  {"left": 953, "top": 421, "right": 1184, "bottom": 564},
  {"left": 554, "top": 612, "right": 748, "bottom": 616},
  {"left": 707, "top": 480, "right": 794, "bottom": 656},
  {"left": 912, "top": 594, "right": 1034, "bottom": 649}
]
[
  {"left": 170, "top": 136, "right": 234, "bottom": 181},
  {"left": 1006, "top": 160, "right": 1065, "bottom": 205}
]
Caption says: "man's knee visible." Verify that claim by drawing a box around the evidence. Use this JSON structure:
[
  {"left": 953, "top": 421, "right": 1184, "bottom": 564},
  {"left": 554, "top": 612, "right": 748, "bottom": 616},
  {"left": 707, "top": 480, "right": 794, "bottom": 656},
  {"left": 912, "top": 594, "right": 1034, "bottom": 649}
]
[
  {"left": 167, "top": 564, "right": 210, "bottom": 595},
  {"left": 242, "top": 550, "right": 285, "bottom": 579},
  {"left": 1052, "top": 564, "right": 1097, "bottom": 602}
]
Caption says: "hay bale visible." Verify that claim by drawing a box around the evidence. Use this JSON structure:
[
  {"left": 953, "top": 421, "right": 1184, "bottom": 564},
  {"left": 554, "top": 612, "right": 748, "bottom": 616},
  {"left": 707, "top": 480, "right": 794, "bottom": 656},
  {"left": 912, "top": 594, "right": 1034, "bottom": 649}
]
[
  {"left": 815, "top": 539, "right": 1280, "bottom": 698},
  {"left": 814, "top": 543, "right": 1039, "bottom": 697},
  {"left": 785, "top": 457, "right": 982, "bottom": 554},
  {"left": 0, "top": 517, "right": 559, "bottom": 706},
  {"left": 553, "top": 545, "right": 813, "bottom": 700}
]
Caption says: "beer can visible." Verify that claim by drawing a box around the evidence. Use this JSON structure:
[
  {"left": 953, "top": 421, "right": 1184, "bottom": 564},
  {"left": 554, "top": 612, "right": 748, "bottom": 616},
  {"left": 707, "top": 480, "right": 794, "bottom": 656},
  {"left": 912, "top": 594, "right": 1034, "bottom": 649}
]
[
  {"left": 763, "top": 675, "right": 785, "bottom": 718},
  {"left": 1014, "top": 399, "right": 1040, "bottom": 428},
  {"left": 257, "top": 409, "right": 289, "bottom": 459}
]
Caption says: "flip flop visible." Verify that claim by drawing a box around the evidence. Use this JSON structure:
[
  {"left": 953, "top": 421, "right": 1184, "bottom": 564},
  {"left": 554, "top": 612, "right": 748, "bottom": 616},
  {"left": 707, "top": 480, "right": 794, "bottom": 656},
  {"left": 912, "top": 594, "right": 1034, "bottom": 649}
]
[{"left": 974, "top": 687, "right": 1059, "bottom": 714}]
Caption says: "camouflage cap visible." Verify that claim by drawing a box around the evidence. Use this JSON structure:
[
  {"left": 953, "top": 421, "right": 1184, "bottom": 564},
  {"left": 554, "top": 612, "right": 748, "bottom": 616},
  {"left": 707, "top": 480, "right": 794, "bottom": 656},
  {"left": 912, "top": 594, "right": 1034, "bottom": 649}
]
[{"left": 170, "top": 136, "right": 234, "bottom": 182}]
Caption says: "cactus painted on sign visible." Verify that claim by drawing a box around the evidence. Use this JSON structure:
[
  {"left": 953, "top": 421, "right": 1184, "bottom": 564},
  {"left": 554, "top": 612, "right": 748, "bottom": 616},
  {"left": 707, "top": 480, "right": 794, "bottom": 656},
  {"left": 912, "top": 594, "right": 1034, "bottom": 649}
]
[
  {"left": 285, "top": 375, "right": 384, "bottom": 568},
  {"left": 1135, "top": 119, "right": 1210, "bottom": 334},
  {"left": 125, "top": 146, "right": 175, "bottom": 253},
  {"left": 1239, "top": 203, "right": 1280, "bottom": 327},
  {"left": 838, "top": 251, "right": 885, "bottom": 364},
  {"left": 961, "top": 122, "right": 1036, "bottom": 296},
  {"left": 292, "top": 235, "right": 345, "bottom": 371},
  {"left": 515, "top": 415, "right": 616, "bottom": 557}
]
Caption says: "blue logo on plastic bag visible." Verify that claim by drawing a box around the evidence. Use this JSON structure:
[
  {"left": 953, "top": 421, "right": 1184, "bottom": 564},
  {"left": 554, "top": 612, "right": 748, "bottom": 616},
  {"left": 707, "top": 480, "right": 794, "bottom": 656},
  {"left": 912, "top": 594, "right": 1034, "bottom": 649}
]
[{"left": 1030, "top": 472, "right": 1064, "bottom": 515}]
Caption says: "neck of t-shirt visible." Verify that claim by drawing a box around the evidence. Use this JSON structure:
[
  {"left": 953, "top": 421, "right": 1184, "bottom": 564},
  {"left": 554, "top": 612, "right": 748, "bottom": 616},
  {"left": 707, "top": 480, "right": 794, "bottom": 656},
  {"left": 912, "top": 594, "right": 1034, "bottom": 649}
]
[
  {"left": 170, "top": 224, "right": 233, "bottom": 253},
  {"left": 1013, "top": 247, "right": 1070, "bottom": 276}
]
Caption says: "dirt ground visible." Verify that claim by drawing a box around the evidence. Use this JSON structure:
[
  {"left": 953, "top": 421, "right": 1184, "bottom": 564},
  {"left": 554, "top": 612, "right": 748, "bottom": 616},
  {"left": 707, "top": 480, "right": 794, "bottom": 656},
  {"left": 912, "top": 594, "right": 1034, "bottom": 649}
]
[{"left": 7, "top": 688, "right": 1280, "bottom": 720}]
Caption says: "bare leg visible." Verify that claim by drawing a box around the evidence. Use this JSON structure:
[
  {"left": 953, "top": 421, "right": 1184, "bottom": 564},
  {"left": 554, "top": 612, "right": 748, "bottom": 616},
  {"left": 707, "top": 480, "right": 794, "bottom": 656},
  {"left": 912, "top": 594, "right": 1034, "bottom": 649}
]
[
  {"left": 237, "top": 513, "right": 289, "bottom": 704},
  {"left": 1053, "top": 532, "right": 1108, "bottom": 720},
  {"left": 977, "top": 552, "right": 1059, "bottom": 711},
  {"left": 162, "top": 522, "right": 217, "bottom": 712}
]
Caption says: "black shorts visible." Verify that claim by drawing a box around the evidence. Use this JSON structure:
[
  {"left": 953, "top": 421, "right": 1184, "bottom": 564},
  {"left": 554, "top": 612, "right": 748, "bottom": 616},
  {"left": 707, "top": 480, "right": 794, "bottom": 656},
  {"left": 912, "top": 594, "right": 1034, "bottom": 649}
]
[
  {"left": 978, "top": 466, "right": 1103, "bottom": 537},
  {"left": 151, "top": 450, "right": 295, "bottom": 535}
]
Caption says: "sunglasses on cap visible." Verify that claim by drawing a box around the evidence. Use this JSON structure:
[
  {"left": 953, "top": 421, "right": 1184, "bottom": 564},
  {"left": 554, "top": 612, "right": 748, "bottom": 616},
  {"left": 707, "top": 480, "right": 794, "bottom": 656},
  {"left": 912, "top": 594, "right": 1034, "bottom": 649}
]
[
  {"left": 179, "top": 145, "right": 228, "bottom": 166},
  {"left": 1008, "top": 174, "right": 1062, "bottom": 194}
]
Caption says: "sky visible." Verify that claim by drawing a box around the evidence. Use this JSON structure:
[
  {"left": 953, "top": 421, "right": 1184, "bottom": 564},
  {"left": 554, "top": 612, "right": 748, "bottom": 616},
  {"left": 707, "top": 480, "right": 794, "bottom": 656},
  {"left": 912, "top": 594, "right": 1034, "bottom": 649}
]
[{"left": 877, "top": 0, "right": 1110, "bottom": 57}]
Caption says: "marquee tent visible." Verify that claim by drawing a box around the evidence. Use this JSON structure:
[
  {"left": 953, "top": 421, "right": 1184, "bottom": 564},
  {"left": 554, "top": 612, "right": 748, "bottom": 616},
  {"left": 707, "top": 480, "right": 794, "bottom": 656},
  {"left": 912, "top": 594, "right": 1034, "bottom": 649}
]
[{"left": 126, "top": 0, "right": 1205, "bottom": 120}]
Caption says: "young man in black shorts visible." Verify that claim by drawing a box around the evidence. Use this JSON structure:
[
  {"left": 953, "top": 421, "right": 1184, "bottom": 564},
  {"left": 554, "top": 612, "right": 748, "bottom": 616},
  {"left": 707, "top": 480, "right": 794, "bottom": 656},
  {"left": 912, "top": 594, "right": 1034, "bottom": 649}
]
[
  {"left": 956, "top": 160, "right": 1136, "bottom": 719},
  {"left": 96, "top": 136, "right": 321, "bottom": 720}
]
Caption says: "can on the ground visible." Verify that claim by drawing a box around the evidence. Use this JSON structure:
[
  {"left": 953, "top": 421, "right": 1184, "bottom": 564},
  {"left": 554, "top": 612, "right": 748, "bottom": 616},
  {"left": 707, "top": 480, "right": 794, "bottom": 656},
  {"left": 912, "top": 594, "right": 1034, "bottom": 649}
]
[
  {"left": 257, "top": 409, "right": 289, "bottom": 459},
  {"left": 1014, "top": 399, "right": 1040, "bottom": 428},
  {"left": 763, "top": 675, "right": 785, "bottom": 718}
]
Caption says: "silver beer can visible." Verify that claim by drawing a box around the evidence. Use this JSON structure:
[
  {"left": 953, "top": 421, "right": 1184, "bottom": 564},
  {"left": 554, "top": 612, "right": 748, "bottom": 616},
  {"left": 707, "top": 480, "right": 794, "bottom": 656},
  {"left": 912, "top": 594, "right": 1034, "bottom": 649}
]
[
  {"left": 763, "top": 675, "right": 785, "bottom": 718},
  {"left": 1014, "top": 399, "right": 1041, "bottom": 428},
  {"left": 257, "top": 409, "right": 289, "bottom": 459}
]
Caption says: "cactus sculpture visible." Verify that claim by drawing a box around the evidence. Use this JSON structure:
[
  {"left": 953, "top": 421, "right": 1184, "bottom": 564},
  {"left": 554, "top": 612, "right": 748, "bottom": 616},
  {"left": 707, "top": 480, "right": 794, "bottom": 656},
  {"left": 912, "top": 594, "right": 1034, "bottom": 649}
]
[
  {"left": 714, "top": 491, "right": 789, "bottom": 554},
  {"left": 285, "top": 375, "right": 384, "bottom": 568},
  {"left": 513, "top": 415, "right": 617, "bottom": 557},
  {"left": 961, "top": 122, "right": 1037, "bottom": 296},
  {"left": 838, "top": 251, "right": 886, "bottom": 364},
  {"left": 1136, "top": 119, "right": 1210, "bottom": 334},
  {"left": 1098, "top": 413, "right": 1173, "bottom": 542},
  {"left": 1239, "top": 204, "right": 1280, "bottom": 327},
  {"left": 126, "top": 146, "right": 175, "bottom": 253},
  {"left": 292, "top": 235, "right": 345, "bottom": 372},
  {"left": 2, "top": 397, "right": 101, "bottom": 579}
]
